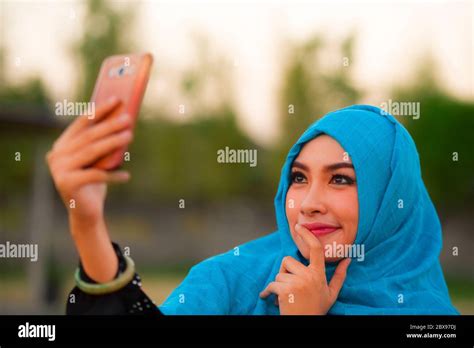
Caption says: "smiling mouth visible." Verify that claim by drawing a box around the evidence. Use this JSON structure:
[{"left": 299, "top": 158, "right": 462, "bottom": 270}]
[
  {"left": 300, "top": 222, "right": 341, "bottom": 237},
  {"left": 308, "top": 227, "right": 340, "bottom": 236}
]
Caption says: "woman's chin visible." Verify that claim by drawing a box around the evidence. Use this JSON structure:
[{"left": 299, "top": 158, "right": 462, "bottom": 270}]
[{"left": 298, "top": 248, "right": 343, "bottom": 263}]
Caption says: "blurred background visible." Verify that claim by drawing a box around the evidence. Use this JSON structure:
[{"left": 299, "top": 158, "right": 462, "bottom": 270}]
[{"left": 0, "top": 0, "right": 472, "bottom": 314}]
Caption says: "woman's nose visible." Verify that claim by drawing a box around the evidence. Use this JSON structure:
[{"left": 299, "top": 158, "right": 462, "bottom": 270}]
[{"left": 299, "top": 183, "right": 328, "bottom": 216}]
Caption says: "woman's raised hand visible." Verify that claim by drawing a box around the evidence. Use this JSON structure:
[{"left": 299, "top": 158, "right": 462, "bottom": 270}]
[
  {"left": 45, "top": 97, "right": 132, "bottom": 224},
  {"left": 260, "top": 224, "right": 351, "bottom": 315}
]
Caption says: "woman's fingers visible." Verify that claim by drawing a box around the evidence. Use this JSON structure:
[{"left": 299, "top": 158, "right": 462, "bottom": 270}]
[
  {"left": 295, "top": 224, "right": 325, "bottom": 271},
  {"left": 53, "top": 97, "right": 121, "bottom": 151},
  {"left": 68, "top": 169, "right": 131, "bottom": 188},
  {"left": 328, "top": 258, "right": 351, "bottom": 302},
  {"left": 64, "top": 112, "right": 131, "bottom": 156},
  {"left": 279, "top": 255, "right": 307, "bottom": 276},
  {"left": 55, "top": 169, "right": 130, "bottom": 207},
  {"left": 106, "top": 170, "right": 131, "bottom": 183},
  {"left": 67, "top": 129, "right": 133, "bottom": 169},
  {"left": 259, "top": 281, "right": 289, "bottom": 299},
  {"left": 275, "top": 272, "right": 298, "bottom": 283}
]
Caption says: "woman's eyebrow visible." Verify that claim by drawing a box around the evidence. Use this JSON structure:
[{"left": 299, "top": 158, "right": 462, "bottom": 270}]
[
  {"left": 291, "top": 161, "right": 309, "bottom": 171},
  {"left": 292, "top": 161, "right": 354, "bottom": 171},
  {"left": 324, "top": 162, "right": 354, "bottom": 171}
]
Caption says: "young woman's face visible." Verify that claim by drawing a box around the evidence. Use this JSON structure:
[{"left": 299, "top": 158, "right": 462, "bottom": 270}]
[{"left": 285, "top": 135, "right": 359, "bottom": 262}]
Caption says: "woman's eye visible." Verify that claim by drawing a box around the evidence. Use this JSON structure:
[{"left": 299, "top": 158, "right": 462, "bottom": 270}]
[
  {"left": 291, "top": 171, "right": 307, "bottom": 184},
  {"left": 330, "top": 174, "right": 355, "bottom": 185}
]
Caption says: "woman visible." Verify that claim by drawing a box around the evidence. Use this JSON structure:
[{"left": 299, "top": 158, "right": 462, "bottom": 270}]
[{"left": 46, "top": 102, "right": 458, "bottom": 315}]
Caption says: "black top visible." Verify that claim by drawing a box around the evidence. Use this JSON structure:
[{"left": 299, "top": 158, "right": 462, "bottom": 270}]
[{"left": 66, "top": 242, "right": 163, "bottom": 316}]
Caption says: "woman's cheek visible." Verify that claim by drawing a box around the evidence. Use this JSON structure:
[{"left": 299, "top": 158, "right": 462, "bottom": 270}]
[
  {"left": 285, "top": 190, "right": 299, "bottom": 235},
  {"left": 343, "top": 190, "right": 359, "bottom": 243},
  {"left": 331, "top": 191, "right": 358, "bottom": 245}
]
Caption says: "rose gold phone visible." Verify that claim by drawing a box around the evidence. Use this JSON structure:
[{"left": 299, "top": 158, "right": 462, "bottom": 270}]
[{"left": 90, "top": 53, "right": 153, "bottom": 170}]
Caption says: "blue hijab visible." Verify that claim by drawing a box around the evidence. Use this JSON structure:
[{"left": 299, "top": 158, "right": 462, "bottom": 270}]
[{"left": 159, "top": 104, "right": 458, "bottom": 315}]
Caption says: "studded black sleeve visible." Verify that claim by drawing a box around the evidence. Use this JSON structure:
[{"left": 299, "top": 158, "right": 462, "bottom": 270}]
[{"left": 66, "top": 242, "right": 163, "bottom": 315}]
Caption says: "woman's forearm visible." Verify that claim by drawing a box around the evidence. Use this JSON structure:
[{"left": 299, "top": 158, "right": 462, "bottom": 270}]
[{"left": 69, "top": 213, "right": 118, "bottom": 283}]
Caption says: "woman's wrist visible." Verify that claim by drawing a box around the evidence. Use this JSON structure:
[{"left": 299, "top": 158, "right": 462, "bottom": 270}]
[
  {"left": 69, "top": 211, "right": 104, "bottom": 236},
  {"left": 75, "top": 254, "right": 135, "bottom": 295},
  {"left": 69, "top": 214, "right": 118, "bottom": 283}
]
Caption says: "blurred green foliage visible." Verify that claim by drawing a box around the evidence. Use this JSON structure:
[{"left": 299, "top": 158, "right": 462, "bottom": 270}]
[
  {"left": 0, "top": 78, "right": 51, "bottom": 196},
  {"left": 392, "top": 60, "right": 474, "bottom": 212},
  {"left": 73, "top": 0, "right": 137, "bottom": 101},
  {"left": 277, "top": 34, "right": 360, "bottom": 150},
  {"left": 0, "top": 0, "right": 472, "bottom": 211}
]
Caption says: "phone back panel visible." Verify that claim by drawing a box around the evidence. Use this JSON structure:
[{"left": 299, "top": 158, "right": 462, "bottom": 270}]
[{"left": 90, "top": 53, "right": 153, "bottom": 170}]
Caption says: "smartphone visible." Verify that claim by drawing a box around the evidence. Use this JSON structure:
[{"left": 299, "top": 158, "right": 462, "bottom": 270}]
[{"left": 89, "top": 53, "right": 153, "bottom": 170}]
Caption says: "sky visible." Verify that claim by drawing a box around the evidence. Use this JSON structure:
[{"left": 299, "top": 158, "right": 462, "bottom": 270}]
[{"left": 1, "top": 0, "right": 472, "bottom": 145}]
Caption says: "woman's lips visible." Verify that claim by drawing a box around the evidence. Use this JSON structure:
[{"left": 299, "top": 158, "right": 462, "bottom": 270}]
[{"left": 301, "top": 222, "right": 341, "bottom": 236}]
